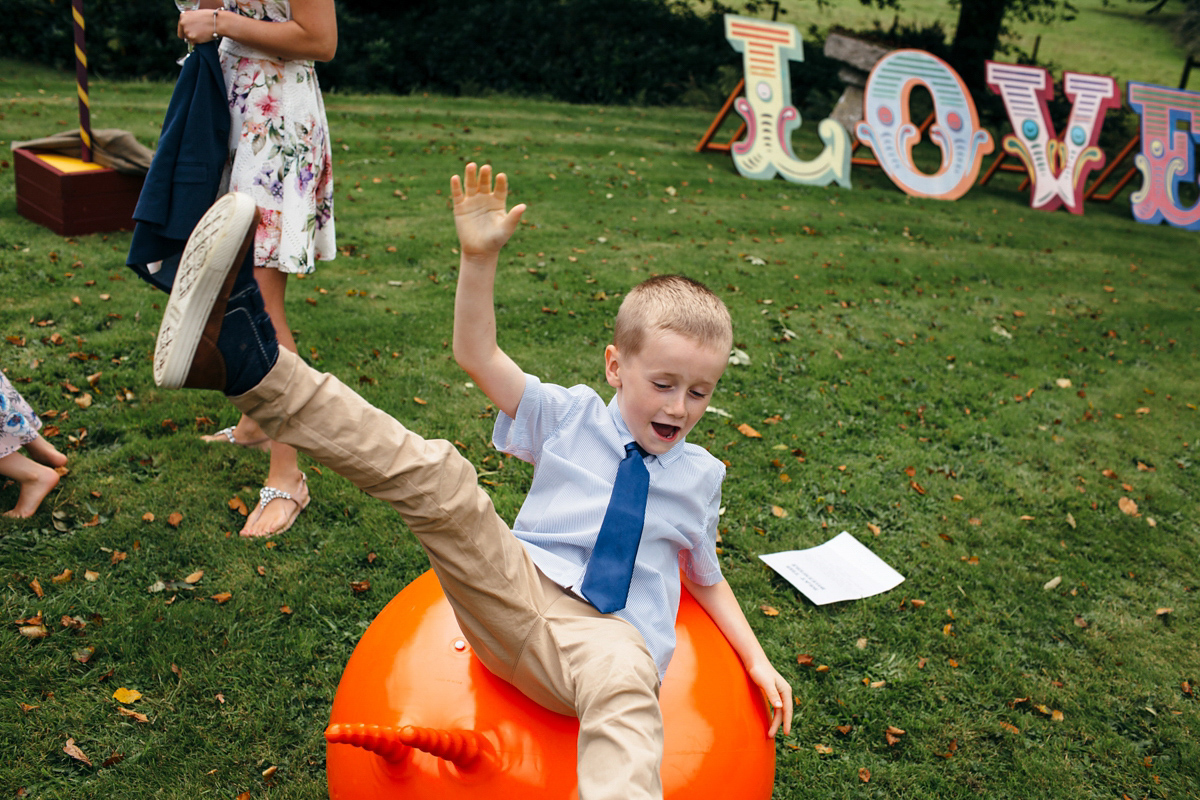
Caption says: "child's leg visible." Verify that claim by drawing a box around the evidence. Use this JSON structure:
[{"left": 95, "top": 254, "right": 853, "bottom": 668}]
[
  {"left": 232, "top": 348, "right": 559, "bottom": 674},
  {"left": 513, "top": 573, "right": 665, "bottom": 800},
  {"left": 22, "top": 434, "right": 67, "bottom": 469},
  {"left": 1, "top": 451, "right": 60, "bottom": 518}
]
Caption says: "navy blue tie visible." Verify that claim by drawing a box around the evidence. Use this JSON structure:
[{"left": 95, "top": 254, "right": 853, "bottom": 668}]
[{"left": 581, "top": 442, "right": 650, "bottom": 614}]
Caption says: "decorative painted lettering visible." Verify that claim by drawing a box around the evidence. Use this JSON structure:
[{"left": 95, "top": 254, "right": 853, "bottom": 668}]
[
  {"left": 855, "top": 49, "right": 993, "bottom": 200},
  {"left": 724, "top": 15, "right": 851, "bottom": 188},
  {"left": 1127, "top": 81, "right": 1200, "bottom": 230},
  {"left": 986, "top": 62, "right": 1119, "bottom": 214}
]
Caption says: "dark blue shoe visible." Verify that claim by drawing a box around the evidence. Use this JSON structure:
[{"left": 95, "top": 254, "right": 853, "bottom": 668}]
[{"left": 153, "top": 192, "right": 278, "bottom": 395}]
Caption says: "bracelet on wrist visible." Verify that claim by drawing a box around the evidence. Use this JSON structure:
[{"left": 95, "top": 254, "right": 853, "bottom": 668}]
[{"left": 211, "top": 9, "right": 220, "bottom": 40}]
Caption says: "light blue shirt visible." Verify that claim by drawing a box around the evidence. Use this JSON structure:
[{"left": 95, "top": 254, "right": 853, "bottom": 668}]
[{"left": 493, "top": 374, "right": 725, "bottom": 678}]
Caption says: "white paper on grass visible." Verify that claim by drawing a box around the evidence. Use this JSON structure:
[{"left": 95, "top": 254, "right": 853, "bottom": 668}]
[{"left": 759, "top": 531, "right": 905, "bottom": 606}]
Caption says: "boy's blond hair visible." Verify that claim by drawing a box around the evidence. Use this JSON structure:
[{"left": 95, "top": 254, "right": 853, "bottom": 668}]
[{"left": 613, "top": 275, "right": 732, "bottom": 357}]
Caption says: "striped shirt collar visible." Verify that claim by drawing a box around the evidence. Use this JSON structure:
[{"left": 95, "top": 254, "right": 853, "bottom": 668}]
[{"left": 605, "top": 394, "right": 688, "bottom": 469}]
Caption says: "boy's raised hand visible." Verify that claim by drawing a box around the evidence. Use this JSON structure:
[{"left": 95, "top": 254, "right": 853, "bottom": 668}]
[{"left": 451, "top": 163, "right": 527, "bottom": 259}]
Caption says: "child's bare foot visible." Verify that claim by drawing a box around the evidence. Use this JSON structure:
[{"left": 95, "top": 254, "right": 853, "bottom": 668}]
[
  {"left": 1, "top": 455, "right": 60, "bottom": 518},
  {"left": 200, "top": 414, "right": 271, "bottom": 451},
  {"left": 23, "top": 435, "right": 68, "bottom": 469}
]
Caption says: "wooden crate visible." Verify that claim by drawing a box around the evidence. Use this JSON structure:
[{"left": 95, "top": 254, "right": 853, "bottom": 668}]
[{"left": 14, "top": 147, "right": 144, "bottom": 236}]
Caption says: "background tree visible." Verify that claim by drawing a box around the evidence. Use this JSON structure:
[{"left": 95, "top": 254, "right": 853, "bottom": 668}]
[{"left": 853, "top": 0, "right": 1076, "bottom": 92}]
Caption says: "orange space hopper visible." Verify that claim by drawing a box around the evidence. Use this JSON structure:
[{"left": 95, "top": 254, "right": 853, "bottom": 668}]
[{"left": 325, "top": 569, "right": 776, "bottom": 799}]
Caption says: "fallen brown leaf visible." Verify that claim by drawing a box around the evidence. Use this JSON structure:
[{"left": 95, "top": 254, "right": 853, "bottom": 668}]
[
  {"left": 350, "top": 580, "right": 371, "bottom": 594},
  {"left": 858, "top": 767, "right": 871, "bottom": 783},
  {"left": 210, "top": 592, "right": 232, "bottom": 604},
  {"left": 184, "top": 570, "right": 204, "bottom": 585},
  {"left": 116, "top": 706, "right": 149, "bottom": 723},
  {"left": 167, "top": 512, "right": 184, "bottom": 528},
  {"left": 737, "top": 423, "right": 762, "bottom": 438},
  {"left": 18, "top": 624, "right": 49, "bottom": 639},
  {"left": 30, "top": 578, "right": 44, "bottom": 598},
  {"left": 51, "top": 568, "right": 73, "bottom": 585},
  {"left": 1118, "top": 497, "right": 1139, "bottom": 516},
  {"left": 63, "top": 738, "right": 92, "bottom": 767},
  {"left": 760, "top": 605, "right": 780, "bottom": 617},
  {"left": 814, "top": 743, "right": 833, "bottom": 754}
]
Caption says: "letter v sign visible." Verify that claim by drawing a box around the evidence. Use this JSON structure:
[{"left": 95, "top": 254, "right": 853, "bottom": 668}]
[{"left": 986, "top": 62, "right": 1120, "bottom": 214}]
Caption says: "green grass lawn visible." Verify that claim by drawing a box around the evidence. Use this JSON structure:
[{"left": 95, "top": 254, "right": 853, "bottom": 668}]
[
  {"left": 746, "top": 0, "right": 1190, "bottom": 90},
  {"left": 2, "top": 57, "right": 1198, "bottom": 799}
]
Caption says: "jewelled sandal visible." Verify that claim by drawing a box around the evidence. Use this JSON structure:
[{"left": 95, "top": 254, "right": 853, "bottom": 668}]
[
  {"left": 200, "top": 425, "right": 271, "bottom": 452},
  {"left": 241, "top": 474, "right": 309, "bottom": 537}
]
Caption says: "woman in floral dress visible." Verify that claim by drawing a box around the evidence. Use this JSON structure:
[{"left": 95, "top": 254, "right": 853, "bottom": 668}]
[
  {"left": 179, "top": 0, "right": 336, "bottom": 536},
  {"left": 0, "top": 372, "right": 67, "bottom": 518}
]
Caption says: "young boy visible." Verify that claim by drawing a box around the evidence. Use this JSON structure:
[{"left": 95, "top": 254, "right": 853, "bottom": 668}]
[{"left": 153, "top": 165, "right": 792, "bottom": 800}]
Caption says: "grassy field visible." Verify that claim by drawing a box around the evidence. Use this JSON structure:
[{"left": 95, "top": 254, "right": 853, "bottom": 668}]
[
  {"left": 746, "top": 0, "right": 1191, "bottom": 90},
  {"left": 2, "top": 52, "right": 1198, "bottom": 800}
]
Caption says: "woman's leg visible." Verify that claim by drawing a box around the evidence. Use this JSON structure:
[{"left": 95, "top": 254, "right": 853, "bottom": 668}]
[{"left": 240, "top": 265, "right": 308, "bottom": 536}]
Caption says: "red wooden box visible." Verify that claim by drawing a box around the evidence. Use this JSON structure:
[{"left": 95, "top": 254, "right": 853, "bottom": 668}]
[{"left": 13, "top": 147, "right": 143, "bottom": 236}]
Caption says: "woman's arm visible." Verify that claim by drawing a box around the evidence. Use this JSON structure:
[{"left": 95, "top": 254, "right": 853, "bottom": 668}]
[
  {"left": 180, "top": 0, "right": 337, "bottom": 62},
  {"left": 681, "top": 574, "right": 793, "bottom": 737}
]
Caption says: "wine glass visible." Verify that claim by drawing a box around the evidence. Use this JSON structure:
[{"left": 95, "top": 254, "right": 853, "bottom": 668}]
[{"left": 175, "top": 0, "right": 199, "bottom": 64}]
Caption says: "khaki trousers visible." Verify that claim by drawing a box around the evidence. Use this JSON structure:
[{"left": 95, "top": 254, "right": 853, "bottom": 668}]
[{"left": 232, "top": 349, "right": 664, "bottom": 800}]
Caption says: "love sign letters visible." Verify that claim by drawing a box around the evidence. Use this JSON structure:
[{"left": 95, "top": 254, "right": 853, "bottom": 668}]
[
  {"left": 723, "top": 16, "right": 852, "bottom": 188},
  {"left": 722, "top": 13, "right": 1200, "bottom": 229}
]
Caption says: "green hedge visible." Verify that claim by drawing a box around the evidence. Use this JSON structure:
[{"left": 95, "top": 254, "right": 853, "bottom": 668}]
[{"left": 0, "top": 0, "right": 793, "bottom": 105}]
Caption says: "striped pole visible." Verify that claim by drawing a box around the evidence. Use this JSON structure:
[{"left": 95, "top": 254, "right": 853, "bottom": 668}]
[{"left": 72, "top": 0, "right": 93, "bottom": 162}]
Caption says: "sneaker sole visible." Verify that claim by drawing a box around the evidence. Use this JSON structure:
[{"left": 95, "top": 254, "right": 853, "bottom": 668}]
[{"left": 154, "top": 193, "right": 258, "bottom": 389}]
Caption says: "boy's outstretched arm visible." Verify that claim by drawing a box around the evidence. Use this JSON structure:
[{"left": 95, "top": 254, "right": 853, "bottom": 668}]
[
  {"left": 451, "top": 163, "right": 528, "bottom": 419},
  {"left": 682, "top": 574, "right": 794, "bottom": 737}
]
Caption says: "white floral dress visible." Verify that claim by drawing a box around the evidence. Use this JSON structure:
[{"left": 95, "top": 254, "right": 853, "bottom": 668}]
[
  {"left": 219, "top": 0, "right": 335, "bottom": 274},
  {"left": 1, "top": 372, "right": 42, "bottom": 459}
]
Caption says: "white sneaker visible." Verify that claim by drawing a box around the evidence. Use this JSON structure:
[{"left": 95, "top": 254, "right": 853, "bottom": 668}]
[{"left": 154, "top": 193, "right": 258, "bottom": 389}]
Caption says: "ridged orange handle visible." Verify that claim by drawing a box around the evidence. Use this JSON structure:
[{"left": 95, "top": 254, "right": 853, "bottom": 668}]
[{"left": 325, "top": 723, "right": 489, "bottom": 769}]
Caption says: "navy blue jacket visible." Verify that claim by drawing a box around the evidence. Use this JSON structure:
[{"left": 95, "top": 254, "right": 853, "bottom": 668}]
[{"left": 127, "top": 41, "right": 230, "bottom": 291}]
